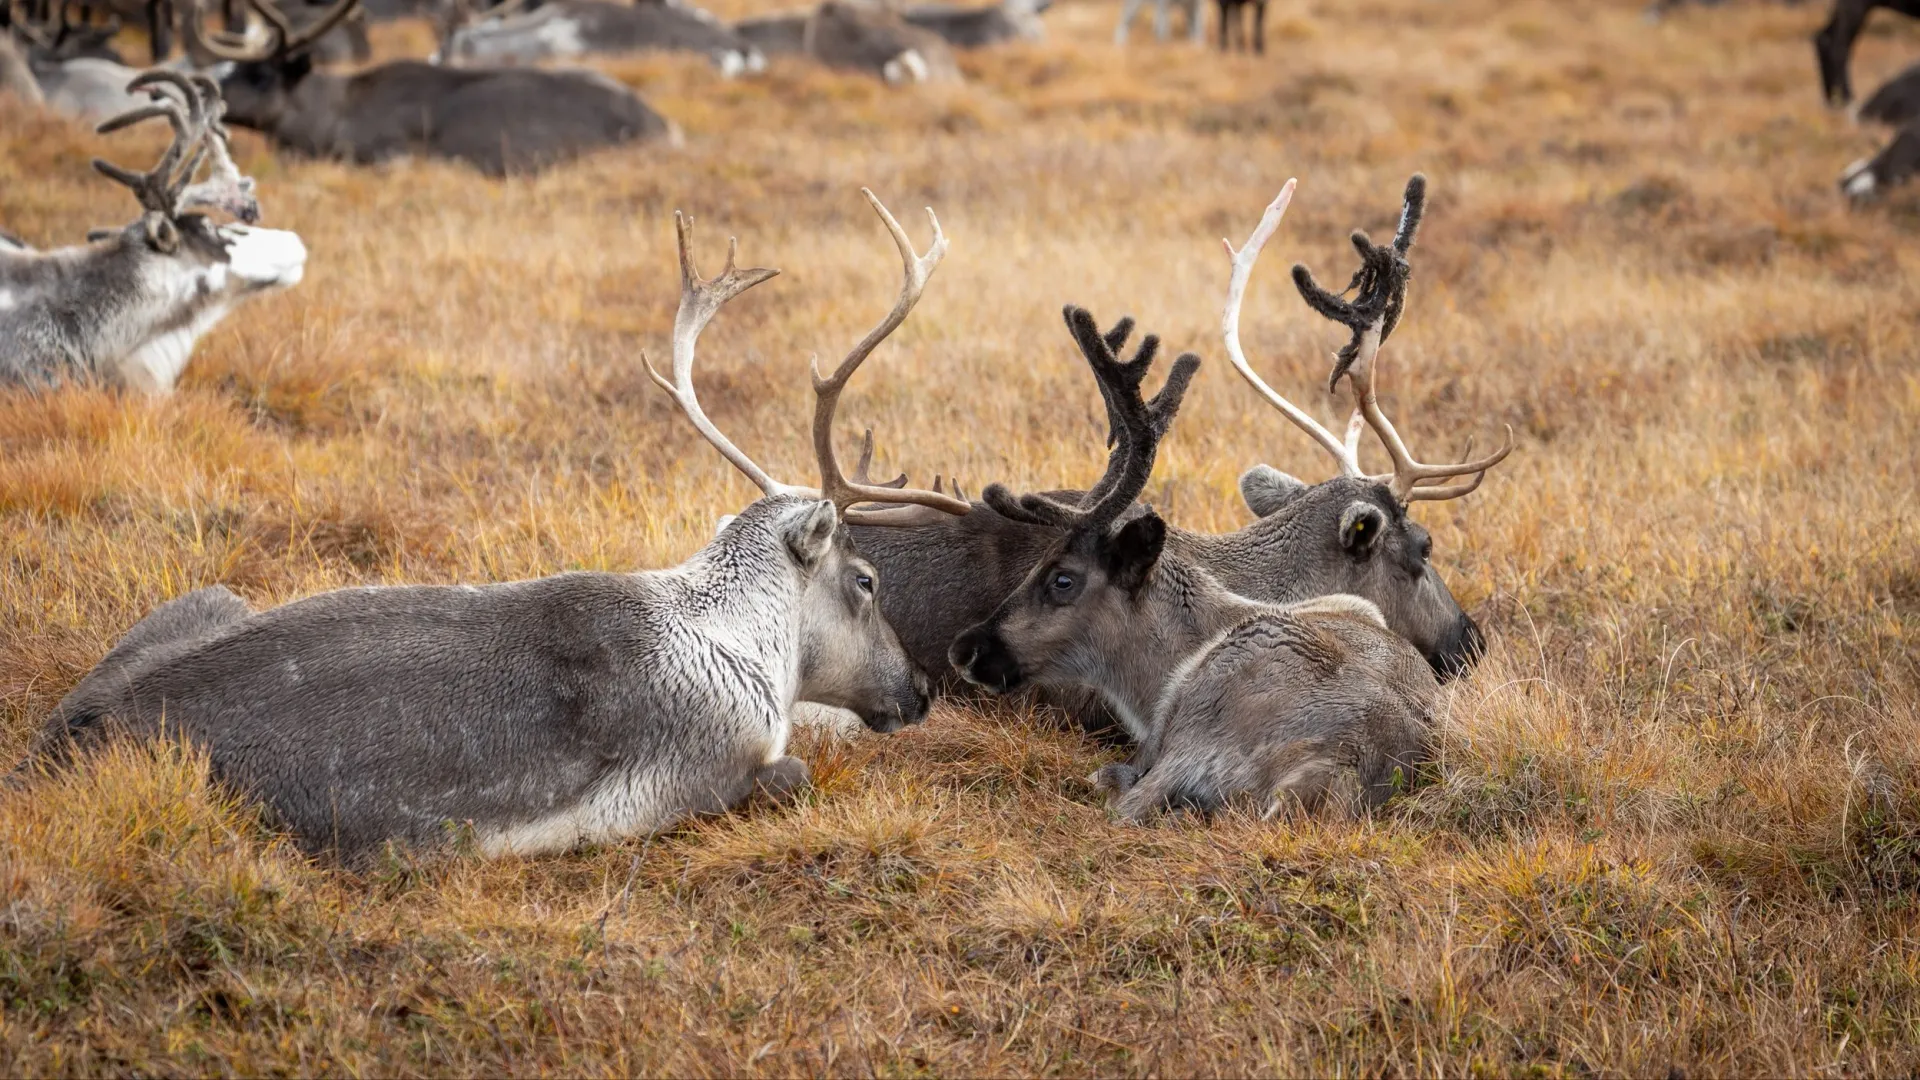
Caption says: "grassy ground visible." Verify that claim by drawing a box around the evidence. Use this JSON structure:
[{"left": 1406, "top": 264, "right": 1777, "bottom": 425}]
[{"left": 3, "top": 0, "right": 1919, "bottom": 1073}]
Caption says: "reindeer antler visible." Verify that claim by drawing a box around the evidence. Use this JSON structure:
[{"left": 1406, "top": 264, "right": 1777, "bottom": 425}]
[
  {"left": 180, "top": 0, "right": 360, "bottom": 62},
  {"left": 809, "top": 189, "right": 972, "bottom": 526},
  {"left": 1291, "top": 174, "right": 1511, "bottom": 502},
  {"left": 645, "top": 192, "right": 973, "bottom": 529},
  {"left": 93, "top": 72, "right": 261, "bottom": 232},
  {"left": 983, "top": 306, "right": 1200, "bottom": 533},
  {"left": 1223, "top": 175, "right": 1511, "bottom": 506}
]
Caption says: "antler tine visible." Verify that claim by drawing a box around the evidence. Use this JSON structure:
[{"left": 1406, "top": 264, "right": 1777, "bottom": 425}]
[
  {"left": 642, "top": 212, "right": 794, "bottom": 498},
  {"left": 176, "top": 75, "right": 262, "bottom": 223},
  {"left": 810, "top": 188, "right": 971, "bottom": 526},
  {"left": 1221, "top": 178, "right": 1364, "bottom": 479},
  {"left": 178, "top": 0, "right": 275, "bottom": 59},
  {"left": 1339, "top": 320, "right": 1512, "bottom": 502},
  {"left": 985, "top": 306, "right": 1201, "bottom": 534},
  {"left": 1295, "top": 173, "right": 1512, "bottom": 504},
  {"left": 245, "top": 0, "right": 361, "bottom": 55},
  {"left": 92, "top": 76, "right": 209, "bottom": 217}
]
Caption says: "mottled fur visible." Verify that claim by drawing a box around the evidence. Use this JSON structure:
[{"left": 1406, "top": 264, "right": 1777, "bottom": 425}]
[
  {"left": 1091, "top": 594, "right": 1435, "bottom": 821},
  {"left": 30, "top": 496, "right": 930, "bottom": 864}
]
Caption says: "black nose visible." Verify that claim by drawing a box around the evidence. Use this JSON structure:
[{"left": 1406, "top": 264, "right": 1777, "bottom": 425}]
[
  {"left": 949, "top": 626, "right": 1024, "bottom": 695},
  {"left": 1427, "top": 614, "right": 1486, "bottom": 682}
]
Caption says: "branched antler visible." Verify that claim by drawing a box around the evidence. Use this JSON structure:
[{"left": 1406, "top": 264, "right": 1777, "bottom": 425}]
[
  {"left": 645, "top": 192, "right": 972, "bottom": 530},
  {"left": 1287, "top": 174, "right": 1512, "bottom": 503},
  {"left": 180, "top": 0, "right": 360, "bottom": 62},
  {"left": 984, "top": 306, "right": 1200, "bottom": 533}
]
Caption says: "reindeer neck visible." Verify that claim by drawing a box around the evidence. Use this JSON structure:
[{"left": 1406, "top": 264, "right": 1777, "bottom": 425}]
[{"left": 1088, "top": 555, "right": 1268, "bottom": 737}]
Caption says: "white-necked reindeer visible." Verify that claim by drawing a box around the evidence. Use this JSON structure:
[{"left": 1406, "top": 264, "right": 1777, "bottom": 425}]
[
  {"left": 33, "top": 190, "right": 973, "bottom": 864},
  {"left": 0, "top": 70, "right": 306, "bottom": 392}
]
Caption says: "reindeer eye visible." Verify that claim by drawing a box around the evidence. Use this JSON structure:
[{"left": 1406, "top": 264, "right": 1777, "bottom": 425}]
[
  {"left": 1050, "top": 572, "right": 1076, "bottom": 592},
  {"left": 855, "top": 573, "right": 874, "bottom": 594}
]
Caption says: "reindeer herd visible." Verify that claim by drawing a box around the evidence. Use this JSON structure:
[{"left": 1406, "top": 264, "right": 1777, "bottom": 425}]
[
  {"left": 9, "top": 162, "right": 1517, "bottom": 862},
  {"left": 0, "top": 0, "right": 1890, "bottom": 865}
]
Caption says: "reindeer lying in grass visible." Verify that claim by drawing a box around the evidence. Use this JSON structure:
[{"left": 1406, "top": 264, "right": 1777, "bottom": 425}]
[
  {"left": 29, "top": 189, "right": 971, "bottom": 864},
  {"left": 953, "top": 177, "right": 1502, "bottom": 821},
  {"left": 202, "top": 0, "right": 676, "bottom": 176},
  {"left": 849, "top": 179, "right": 1506, "bottom": 739},
  {"left": 0, "top": 71, "right": 305, "bottom": 392},
  {"left": 736, "top": 1, "right": 959, "bottom": 85},
  {"left": 437, "top": 0, "right": 766, "bottom": 78}
]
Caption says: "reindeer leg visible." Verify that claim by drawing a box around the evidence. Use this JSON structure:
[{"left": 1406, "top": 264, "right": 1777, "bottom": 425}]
[
  {"left": 1252, "top": 0, "right": 1264, "bottom": 53},
  {"left": 1151, "top": 0, "right": 1169, "bottom": 41}
]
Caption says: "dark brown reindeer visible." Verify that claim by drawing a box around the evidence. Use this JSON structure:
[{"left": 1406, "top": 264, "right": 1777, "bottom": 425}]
[
  {"left": 1215, "top": 0, "right": 1262, "bottom": 53},
  {"left": 1815, "top": 0, "right": 1920, "bottom": 106},
  {"left": 847, "top": 176, "right": 1507, "bottom": 734},
  {"left": 1839, "top": 59, "right": 1920, "bottom": 195},
  {"left": 200, "top": 0, "right": 676, "bottom": 176},
  {"left": 946, "top": 305, "right": 1436, "bottom": 820},
  {"left": 736, "top": 1, "right": 959, "bottom": 84}
]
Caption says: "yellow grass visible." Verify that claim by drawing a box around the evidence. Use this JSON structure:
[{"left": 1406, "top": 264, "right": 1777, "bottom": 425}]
[{"left": 3, "top": 0, "right": 1919, "bottom": 1072}]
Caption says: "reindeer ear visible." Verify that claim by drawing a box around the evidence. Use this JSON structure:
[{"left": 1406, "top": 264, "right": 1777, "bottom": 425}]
[
  {"left": 1239, "top": 465, "right": 1308, "bottom": 517},
  {"left": 784, "top": 500, "right": 840, "bottom": 571},
  {"left": 1340, "top": 501, "right": 1388, "bottom": 556},
  {"left": 1105, "top": 512, "right": 1166, "bottom": 595}
]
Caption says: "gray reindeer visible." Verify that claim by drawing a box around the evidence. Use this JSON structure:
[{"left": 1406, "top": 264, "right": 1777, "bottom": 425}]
[
  {"left": 0, "top": 71, "right": 305, "bottom": 392},
  {"left": 28, "top": 189, "right": 972, "bottom": 864},
  {"left": 437, "top": 0, "right": 766, "bottom": 78},
  {"left": 952, "top": 178, "right": 1494, "bottom": 820},
  {"left": 200, "top": 0, "right": 677, "bottom": 177},
  {"left": 737, "top": 1, "right": 959, "bottom": 85},
  {"left": 847, "top": 179, "right": 1508, "bottom": 740}
]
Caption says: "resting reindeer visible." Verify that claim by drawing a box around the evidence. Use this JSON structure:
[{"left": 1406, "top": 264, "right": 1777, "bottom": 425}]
[
  {"left": 28, "top": 189, "right": 971, "bottom": 864},
  {"left": 954, "top": 180, "right": 1476, "bottom": 819},
  {"left": 901, "top": 0, "right": 1047, "bottom": 48},
  {"left": 0, "top": 71, "right": 305, "bottom": 392},
  {"left": 437, "top": 0, "right": 767, "bottom": 78},
  {"left": 201, "top": 0, "right": 677, "bottom": 177},
  {"left": 736, "top": 1, "right": 959, "bottom": 84},
  {"left": 848, "top": 177, "right": 1508, "bottom": 737}
]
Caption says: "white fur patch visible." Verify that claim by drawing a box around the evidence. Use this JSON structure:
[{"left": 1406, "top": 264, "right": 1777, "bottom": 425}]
[
  {"left": 221, "top": 226, "right": 308, "bottom": 286},
  {"left": 1286, "top": 593, "right": 1387, "bottom": 627},
  {"left": 718, "top": 49, "right": 746, "bottom": 78},
  {"left": 883, "top": 49, "right": 929, "bottom": 85},
  {"left": 0, "top": 289, "right": 15, "bottom": 311},
  {"left": 1842, "top": 159, "right": 1876, "bottom": 197}
]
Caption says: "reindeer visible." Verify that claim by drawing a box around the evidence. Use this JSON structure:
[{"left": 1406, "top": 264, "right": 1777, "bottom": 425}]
[
  {"left": 1838, "top": 60, "right": 1920, "bottom": 196},
  {"left": 1, "top": 72, "right": 306, "bottom": 392},
  {"left": 1113, "top": 0, "right": 1200, "bottom": 46},
  {"left": 199, "top": 0, "right": 678, "bottom": 177},
  {"left": 1814, "top": 0, "right": 1920, "bottom": 105},
  {"left": 952, "top": 181, "right": 1469, "bottom": 820},
  {"left": 736, "top": 2, "right": 958, "bottom": 84},
  {"left": 28, "top": 190, "right": 972, "bottom": 864},
  {"left": 900, "top": 0, "right": 1048, "bottom": 48},
  {"left": 437, "top": 0, "right": 767, "bottom": 78},
  {"left": 847, "top": 177, "right": 1508, "bottom": 736}
]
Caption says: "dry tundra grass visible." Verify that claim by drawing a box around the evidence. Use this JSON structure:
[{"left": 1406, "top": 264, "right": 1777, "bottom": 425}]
[{"left": 3, "top": 0, "right": 1919, "bottom": 1073}]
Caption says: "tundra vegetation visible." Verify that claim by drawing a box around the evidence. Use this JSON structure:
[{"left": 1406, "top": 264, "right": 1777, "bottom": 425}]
[{"left": 1, "top": 0, "right": 1917, "bottom": 1074}]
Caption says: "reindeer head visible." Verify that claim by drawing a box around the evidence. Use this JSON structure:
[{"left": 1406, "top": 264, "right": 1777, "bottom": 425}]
[
  {"left": 1218, "top": 175, "right": 1512, "bottom": 679},
  {"left": 646, "top": 190, "right": 973, "bottom": 732},
  {"left": 82, "top": 71, "right": 306, "bottom": 391},
  {"left": 950, "top": 307, "right": 1200, "bottom": 695}
]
